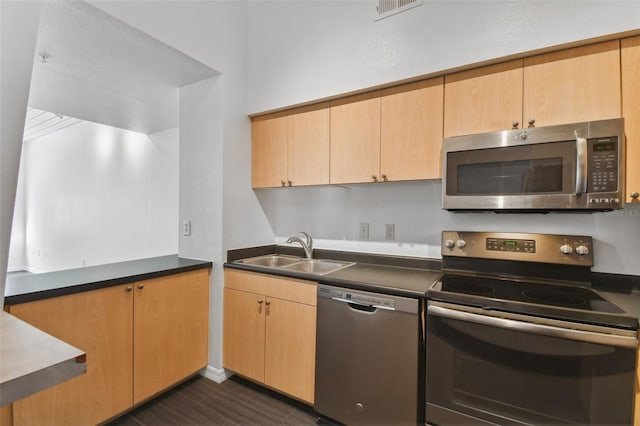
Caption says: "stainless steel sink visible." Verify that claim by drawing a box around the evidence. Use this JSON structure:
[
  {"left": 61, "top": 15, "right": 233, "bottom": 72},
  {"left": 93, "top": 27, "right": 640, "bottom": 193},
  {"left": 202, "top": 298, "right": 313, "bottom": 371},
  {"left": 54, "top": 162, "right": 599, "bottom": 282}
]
[
  {"left": 281, "top": 259, "right": 354, "bottom": 275},
  {"left": 235, "top": 254, "right": 302, "bottom": 268},
  {"left": 234, "top": 255, "right": 354, "bottom": 276}
]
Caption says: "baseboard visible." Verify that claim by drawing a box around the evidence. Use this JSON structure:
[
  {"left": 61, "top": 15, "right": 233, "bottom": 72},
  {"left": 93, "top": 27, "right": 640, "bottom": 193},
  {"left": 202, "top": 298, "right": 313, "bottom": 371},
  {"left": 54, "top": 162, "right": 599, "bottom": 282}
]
[{"left": 201, "top": 365, "right": 232, "bottom": 383}]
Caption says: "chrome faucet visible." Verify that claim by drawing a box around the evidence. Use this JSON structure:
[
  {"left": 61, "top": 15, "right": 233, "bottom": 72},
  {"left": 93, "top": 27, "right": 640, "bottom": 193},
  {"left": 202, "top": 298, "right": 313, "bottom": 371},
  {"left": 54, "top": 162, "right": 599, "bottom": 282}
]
[{"left": 286, "top": 232, "right": 313, "bottom": 259}]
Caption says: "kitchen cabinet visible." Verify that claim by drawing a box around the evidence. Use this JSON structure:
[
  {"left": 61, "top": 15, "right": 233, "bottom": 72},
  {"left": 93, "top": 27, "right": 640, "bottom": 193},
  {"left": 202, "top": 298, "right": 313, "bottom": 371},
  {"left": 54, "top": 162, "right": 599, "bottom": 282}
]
[
  {"left": 133, "top": 269, "right": 210, "bottom": 403},
  {"left": 635, "top": 339, "right": 640, "bottom": 426},
  {"left": 444, "top": 60, "right": 523, "bottom": 137},
  {"left": 9, "top": 284, "right": 133, "bottom": 426},
  {"left": 8, "top": 268, "right": 209, "bottom": 425},
  {"left": 622, "top": 36, "right": 640, "bottom": 204},
  {"left": 252, "top": 103, "right": 330, "bottom": 188},
  {"left": 330, "top": 92, "right": 381, "bottom": 184},
  {"left": 330, "top": 79, "right": 444, "bottom": 184},
  {"left": 444, "top": 41, "right": 621, "bottom": 138},
  {"left": 523, "top": 40, "right": 621, "bottom": 127},
  {"left": 223, "top": 269, "right": 316, "bottom": 404},
  {"left": 380, "top": 78, "right": 444, "bottom": 180}
]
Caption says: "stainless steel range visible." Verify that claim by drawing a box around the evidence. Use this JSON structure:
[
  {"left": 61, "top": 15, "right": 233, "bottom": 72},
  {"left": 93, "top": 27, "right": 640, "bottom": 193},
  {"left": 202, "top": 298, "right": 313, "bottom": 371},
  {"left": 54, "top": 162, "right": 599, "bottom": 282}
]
[{"left": 426, "top": 231, "right": 639, "bottom": 425}]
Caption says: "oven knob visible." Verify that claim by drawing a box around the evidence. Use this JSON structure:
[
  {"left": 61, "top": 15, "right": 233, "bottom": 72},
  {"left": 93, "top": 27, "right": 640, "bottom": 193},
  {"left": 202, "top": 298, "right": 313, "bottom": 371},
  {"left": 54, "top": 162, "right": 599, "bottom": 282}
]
[
  {"left": 444, "top": 239, "right": 455, "bottom": 249},
  {"left": 560, "top": 244, "right": 574, "bottom": 255},
  {"left": 456, "top": 240, "right": 466, "bottom": 249},
  {"left": 575, "top": 245, "right": 590, "bottom": 256}
]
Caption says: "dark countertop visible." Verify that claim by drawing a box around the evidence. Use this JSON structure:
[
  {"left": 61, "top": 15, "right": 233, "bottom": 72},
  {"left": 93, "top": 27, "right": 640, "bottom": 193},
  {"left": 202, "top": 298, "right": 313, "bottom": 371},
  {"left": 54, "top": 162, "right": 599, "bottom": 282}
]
[
  {"left": 5, "top": 255, "right": 212, "bottom": 305},
  {"left": 224, "top": 247, "right": 442, "bottom": 299}
]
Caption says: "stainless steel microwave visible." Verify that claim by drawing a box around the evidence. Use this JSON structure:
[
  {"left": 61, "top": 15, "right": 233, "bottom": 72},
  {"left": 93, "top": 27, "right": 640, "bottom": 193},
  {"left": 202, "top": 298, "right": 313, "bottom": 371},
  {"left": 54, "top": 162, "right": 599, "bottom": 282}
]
[{"left": 442, "top": 118, "right": 625, "bottom": 211}]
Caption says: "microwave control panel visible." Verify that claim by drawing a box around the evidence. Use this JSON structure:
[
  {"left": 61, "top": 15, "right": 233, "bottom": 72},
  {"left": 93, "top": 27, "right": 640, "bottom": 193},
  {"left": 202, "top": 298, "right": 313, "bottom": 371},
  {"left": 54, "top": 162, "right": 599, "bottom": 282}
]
[{"left": 588, "top": 137, "right": 618, "bottom": 193}]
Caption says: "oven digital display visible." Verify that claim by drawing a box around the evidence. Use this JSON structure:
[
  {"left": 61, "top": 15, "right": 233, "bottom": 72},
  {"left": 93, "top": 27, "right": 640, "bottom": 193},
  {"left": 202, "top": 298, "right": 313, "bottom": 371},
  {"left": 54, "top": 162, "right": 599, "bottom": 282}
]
[{"left": 486, "top": 238, "right": 536, "bottom": 253}]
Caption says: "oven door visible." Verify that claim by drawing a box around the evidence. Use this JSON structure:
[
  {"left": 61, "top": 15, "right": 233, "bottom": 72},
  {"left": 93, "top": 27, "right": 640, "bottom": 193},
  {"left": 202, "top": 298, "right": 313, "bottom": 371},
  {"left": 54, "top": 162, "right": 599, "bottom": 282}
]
[{"left": 426, "top": 302, "right": 637, "bottom": 425}]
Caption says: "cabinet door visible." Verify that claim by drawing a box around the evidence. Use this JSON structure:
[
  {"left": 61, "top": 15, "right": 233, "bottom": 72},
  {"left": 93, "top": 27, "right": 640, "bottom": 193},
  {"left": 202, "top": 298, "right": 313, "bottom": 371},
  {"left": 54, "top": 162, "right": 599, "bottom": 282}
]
[
  {"left": 222, "top": 288, "right": 266, "bottom": 382},
  {"left": 622, "top": 36, "right": 640, "bottom": 204},
  {"left": 264, "top": 297, "right": 316, "bottom": 404},
  {"left": 252, "top": 113, "right": 288, "bottom": 188},
  {"left": 524, "top": 40, "right": 621, "bottom": 127},
  {"left": 330, "top": 92, "right": 381, "bottom": 184},
  {"left": 288, "top": 103, "right": 330, "bottom": 186},
  {"left": 444, "top": 60, "right": 523, "bottom": 137},
  {"left": 381, "top": 78, "right": 444, "bottom": 180},
  {"left": 10, "top": 284, "right": 133, "bottom": 426},
  {"left": 133, "top": 269, "right": 209, "bottom": 404}
]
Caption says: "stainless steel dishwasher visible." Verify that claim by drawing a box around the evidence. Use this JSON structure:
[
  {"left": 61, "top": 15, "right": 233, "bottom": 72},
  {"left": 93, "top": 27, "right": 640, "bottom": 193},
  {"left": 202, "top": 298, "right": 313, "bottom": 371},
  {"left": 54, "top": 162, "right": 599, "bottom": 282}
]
[{"left": 314, "top": 283, "right": 423, "bottom": 425}]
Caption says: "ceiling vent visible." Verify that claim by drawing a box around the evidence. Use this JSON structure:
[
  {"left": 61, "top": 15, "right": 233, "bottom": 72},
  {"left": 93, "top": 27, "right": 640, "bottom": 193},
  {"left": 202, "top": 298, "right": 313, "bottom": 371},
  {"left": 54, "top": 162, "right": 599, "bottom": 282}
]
[{"left": 375, "top": 0, "right": 423, "bottom": 21}]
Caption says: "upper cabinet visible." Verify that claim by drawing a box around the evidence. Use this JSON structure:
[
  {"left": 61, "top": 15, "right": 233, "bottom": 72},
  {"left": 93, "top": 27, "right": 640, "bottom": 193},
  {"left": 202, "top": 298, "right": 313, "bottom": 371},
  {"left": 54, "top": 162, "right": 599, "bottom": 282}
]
[
  {"left": 252, "top": 103, "right": 330, "bottom": 188},
  {"left": 523, "top": 40, "right": 621, "bottom": 127},
  {"left": 444, "top": 60, "right": 523, "bottom": 137},
  {"left": 622, "top": 36, "right": 640, "bottom": 203},
  {"left": 330, "top": 78, "right": 444, "bottom": 184},
  {"left": 444, "top": 41, "right": 621, "bottom": 138},
  {"left": 330, "top": 92, "right": 381, "bottom": 184},
  {"left": 380, "top": 78, "right": 444, "bottom": 180}
]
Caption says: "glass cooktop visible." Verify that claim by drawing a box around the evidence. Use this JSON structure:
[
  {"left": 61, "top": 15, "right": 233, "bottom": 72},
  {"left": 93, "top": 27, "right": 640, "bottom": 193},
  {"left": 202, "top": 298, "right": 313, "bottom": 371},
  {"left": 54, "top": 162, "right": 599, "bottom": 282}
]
[{"left": 428, "top": 274, "right": 638, "bottom": 330}]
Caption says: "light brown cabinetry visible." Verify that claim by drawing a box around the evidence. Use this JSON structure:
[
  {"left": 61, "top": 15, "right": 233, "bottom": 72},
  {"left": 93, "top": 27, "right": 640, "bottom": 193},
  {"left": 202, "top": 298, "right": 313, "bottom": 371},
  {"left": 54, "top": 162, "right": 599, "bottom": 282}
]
[
  {"left": 223, "top": 269, "right": 316, "bottom": 404},
  {"left": 8, "top": 268, "right": 209, "bottom": 426},
  {"left": 622, "top": 36, "right": 640, "bottom": 204},
  {"left": 635, "top": 338, "right": 639, "bottom": 426},
  {"left": 9, "top": 284, "right": 133, "bottom": 426},
  {"left": 444, "top": 60, "right": 523, "bottom": 137},
  {"left": 330, "top": 92, "right": 381, "bottom": 184},
  {"left": 252, "top": 103, "right": 330, "bottom": 188},
  {"left": 380, "top": 79, "right": 444, "bottom": 180},
  {"left": 444, "top": 41, "right": 621, "bottom": 137},
  {"left": 330, "top": 79, "right": 444, "bottom": 184},
  {"left": 132, "top": 269, "right": 210, "bottom": 404}
]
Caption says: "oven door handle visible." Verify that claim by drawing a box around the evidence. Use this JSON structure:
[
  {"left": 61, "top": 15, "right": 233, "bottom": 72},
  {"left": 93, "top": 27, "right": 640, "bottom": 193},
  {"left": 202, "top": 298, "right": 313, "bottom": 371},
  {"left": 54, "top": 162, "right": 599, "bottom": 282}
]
[
  {"left": 575, "top": 131, "right": 588, "bottom": 195},
  {"left": 427, "top": 305, "right": 638, "bottom": 349}
]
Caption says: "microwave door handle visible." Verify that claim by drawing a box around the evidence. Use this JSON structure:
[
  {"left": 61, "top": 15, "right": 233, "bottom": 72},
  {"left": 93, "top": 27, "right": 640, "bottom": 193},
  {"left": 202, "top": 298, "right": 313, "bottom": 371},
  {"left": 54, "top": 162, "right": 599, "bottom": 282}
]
[{"left": 575, "top": 132, "right": 587, "bottom": 194}]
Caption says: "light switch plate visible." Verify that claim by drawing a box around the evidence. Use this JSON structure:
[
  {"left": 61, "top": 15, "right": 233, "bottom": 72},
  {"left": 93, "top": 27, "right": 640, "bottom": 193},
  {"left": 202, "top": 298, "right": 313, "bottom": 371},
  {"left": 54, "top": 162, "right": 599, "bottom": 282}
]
[
  {"left": 385, "top": 224, "right": 395, "bottom": 240},
  {"left": 359, "top": 223, "right": 369, "bottom": 240}
]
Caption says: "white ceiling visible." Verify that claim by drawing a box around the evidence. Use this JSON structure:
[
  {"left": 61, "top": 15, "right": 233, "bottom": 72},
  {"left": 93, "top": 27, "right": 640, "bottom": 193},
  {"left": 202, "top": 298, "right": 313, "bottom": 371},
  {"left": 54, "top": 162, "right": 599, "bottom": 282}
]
[{"left": 27, "top": 0, "right": 218, "bottom": 135}]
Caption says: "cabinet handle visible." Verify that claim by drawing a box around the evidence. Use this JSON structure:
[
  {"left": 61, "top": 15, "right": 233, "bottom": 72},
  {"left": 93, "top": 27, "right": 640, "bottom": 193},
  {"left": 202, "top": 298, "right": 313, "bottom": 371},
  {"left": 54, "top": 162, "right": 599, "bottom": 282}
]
[
  {"left": 137, "top": 283, "right": 144, "bottom": 290},
  {"left": 265, "top": 300, "right": 271, "bottom": 306},
  {"left": 631, "top": 192, "right": 639, "bottom": 200},
  {"left": 125, "top": 286, "right": 133, "bottom": 292},
  {"left": 287, "top": 180, "right": 292, "bottom": 187},
  {"left": 381, "top": 174, "right": 388, "bottom": 182},
  {"left": 372, "top": 174, "right": 378, "bottom": 182},
  {"left": 511, "top": 120, "right": 520, "bottom": 129},
  {"left": 281, "top": 180, "right": 286, "bottom": 187},
  {"left": 258, "top": 299, "right": 264, "bottom": 304},
  {"left": 527, "top": 118, "right": 536, "bottom": 127}
]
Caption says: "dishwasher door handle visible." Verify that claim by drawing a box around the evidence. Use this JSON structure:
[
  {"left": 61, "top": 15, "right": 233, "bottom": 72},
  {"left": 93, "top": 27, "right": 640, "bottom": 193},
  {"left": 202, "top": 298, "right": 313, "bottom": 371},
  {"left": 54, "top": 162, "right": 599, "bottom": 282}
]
[{"left": 331, "top": 296, "right": 395, "bottom": 311}]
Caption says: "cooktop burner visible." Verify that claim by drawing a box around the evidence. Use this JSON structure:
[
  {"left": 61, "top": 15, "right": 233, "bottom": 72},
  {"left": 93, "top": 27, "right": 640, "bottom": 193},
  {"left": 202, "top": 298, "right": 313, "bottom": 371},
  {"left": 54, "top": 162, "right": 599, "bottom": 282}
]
[{"left": 439, "top": 274, "right": 622, "bottom": 313}]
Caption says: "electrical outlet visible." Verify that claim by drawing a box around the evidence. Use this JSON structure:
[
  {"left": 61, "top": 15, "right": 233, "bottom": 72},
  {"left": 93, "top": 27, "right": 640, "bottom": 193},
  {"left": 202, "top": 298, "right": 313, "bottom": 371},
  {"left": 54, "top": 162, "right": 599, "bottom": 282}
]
[
  {"left": 359, "top": 223, "right": 369, "bottom": 240},
  {"left": 385, "top": 224, "right": 395, "bottom": 240},
  {"left": 183, "top": 220, "right": 191, "bottom": 236}
]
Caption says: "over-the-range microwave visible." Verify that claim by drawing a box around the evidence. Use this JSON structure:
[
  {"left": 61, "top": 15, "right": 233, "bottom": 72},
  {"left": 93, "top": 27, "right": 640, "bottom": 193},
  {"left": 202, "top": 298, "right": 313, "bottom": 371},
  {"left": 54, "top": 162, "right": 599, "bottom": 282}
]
[{"left": 442, "top": 118, "right": 625, "bottom": 211}]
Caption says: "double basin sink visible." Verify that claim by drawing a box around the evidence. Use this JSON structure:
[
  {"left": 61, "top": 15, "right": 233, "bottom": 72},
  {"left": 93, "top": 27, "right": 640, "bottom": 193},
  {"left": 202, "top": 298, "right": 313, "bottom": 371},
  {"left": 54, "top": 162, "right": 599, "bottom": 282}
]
[{"left": 234, "top": 254, "right": 354, "bottom": 276}]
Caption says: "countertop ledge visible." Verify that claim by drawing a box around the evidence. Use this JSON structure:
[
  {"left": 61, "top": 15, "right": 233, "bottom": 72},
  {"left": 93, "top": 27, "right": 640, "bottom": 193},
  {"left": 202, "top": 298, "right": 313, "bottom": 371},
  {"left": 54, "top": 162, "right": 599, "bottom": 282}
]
[
  {"left": 4, "top": 255, "right": 212, "bottom": 305},
  {"left": 0, "top": 311, "right": 86, "bottom": 406}
]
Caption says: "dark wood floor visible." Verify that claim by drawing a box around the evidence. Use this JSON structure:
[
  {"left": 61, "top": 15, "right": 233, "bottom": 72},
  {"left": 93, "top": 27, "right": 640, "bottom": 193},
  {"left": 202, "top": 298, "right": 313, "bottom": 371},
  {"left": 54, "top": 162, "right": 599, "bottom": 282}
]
[{"left": 107, "top": 375, "right": 329, "bottom": 426}]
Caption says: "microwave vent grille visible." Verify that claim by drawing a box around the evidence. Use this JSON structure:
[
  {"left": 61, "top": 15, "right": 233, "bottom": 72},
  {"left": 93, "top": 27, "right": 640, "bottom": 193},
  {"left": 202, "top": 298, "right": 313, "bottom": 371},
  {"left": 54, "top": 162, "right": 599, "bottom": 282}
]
[{"left": 375, "top": 0, "right": 423, "bottom": 21}]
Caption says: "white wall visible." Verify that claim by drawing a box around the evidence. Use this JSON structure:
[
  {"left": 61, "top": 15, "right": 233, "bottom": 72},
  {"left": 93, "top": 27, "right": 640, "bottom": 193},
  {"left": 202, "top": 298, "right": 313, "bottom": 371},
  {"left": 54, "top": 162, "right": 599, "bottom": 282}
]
[
  {"left": 247, "top": 0, "right": 640, "bottom": 113},
  {"left": 0, "top": 0, "right": 42, "bottom": 308},
  {"left": 8, "top": 121, "right": 179, "bottom": 272},
  {"left": 91, "top": 0, "right": 275, "bottom": 375},
  {"left": 258, "top": 182, "right": 640, "bottom": 275}
]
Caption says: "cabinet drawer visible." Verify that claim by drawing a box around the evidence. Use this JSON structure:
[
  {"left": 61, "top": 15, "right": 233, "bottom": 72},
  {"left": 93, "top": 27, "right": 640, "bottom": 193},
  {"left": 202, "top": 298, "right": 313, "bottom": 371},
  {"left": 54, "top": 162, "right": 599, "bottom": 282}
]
[{"left": 225, "top": 269, "right": 316, "bottom": 306}]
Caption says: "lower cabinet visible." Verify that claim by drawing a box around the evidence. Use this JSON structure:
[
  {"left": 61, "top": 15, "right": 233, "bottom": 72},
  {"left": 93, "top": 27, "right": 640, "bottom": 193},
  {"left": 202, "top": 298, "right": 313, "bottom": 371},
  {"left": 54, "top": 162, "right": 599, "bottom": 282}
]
[
  {"left": 223, "top": 269, "right": 316, "bottom": 404},
  {"left": 8, "top": 268, "right": 209, "bottom": 426},
  {"left": 635, "top": 340, "right": 640, "bottom": 426}
]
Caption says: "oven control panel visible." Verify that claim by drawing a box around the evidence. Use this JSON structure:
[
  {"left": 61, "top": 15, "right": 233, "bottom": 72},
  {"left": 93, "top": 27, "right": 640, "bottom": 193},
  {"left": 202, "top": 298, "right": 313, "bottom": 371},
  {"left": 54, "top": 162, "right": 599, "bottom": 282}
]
[
  {"left": 442, "top": 231, "right": 593, "bottom": 266},
  {"left": 486, "top": 238, "right": 536, "bottom": 253}
]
